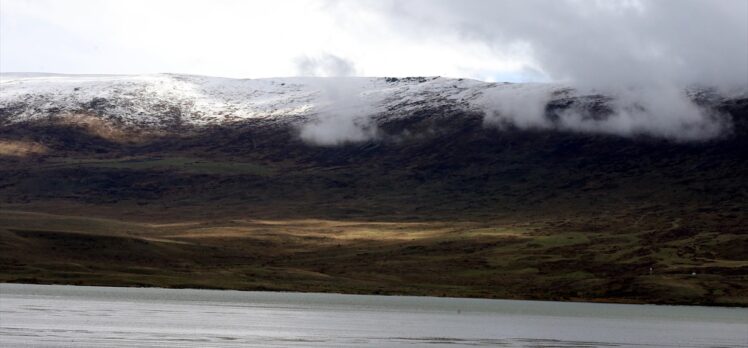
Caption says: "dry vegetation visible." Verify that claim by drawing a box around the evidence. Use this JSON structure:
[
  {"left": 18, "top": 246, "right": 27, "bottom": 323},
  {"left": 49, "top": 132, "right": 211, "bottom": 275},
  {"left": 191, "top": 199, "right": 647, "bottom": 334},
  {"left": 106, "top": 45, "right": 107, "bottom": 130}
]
[
  {"left": 1, "top": 103, "right": 746, "bottom": 305},
  {"left": 0, "top": 139, "right": 47, "bottom": 157},
  {"left": 1, "top": 207, "right": 745, "bottom": 306}
]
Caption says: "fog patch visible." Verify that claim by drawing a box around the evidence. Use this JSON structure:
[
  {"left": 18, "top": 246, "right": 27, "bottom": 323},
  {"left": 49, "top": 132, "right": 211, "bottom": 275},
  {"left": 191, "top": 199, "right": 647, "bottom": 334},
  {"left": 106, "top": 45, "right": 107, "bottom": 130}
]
[
  {"left": 555, "top": 86, "right": 729, "bottom": 140},
  {"left": 479, "top": 83, "right": 558, "bottom": 130},
  {"left": 299, "top": 78, "right": 384, "bottom": 146},
  {"left": 476, "top": 84, "right": 730, "bottom": 141},
  {"left": 291, "top": 52, "right": 386, "bottom": 146},
  {"left": 354, "top": 0, "right": 746, "bottom": 140},
  {"left": 295, "top": 54, "right": 357, "bottom": 77}
]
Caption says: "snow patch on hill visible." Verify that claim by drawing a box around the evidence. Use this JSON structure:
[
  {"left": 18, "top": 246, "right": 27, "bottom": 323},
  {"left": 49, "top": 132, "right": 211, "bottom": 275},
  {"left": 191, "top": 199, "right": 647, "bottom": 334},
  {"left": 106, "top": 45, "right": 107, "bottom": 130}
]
[
  {"left": 0, "top": 74, "right": 486, "bottom": 127},
  {"left": 1, "top": 73, "right": 743, "bottom": 143}
]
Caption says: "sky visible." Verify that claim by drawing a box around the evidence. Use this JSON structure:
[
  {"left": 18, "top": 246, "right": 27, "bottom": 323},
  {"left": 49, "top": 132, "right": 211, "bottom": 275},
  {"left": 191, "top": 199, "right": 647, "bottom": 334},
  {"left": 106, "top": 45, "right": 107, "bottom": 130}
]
[{"left": 2, "top": 0, "right": 745, "bottom": 86}]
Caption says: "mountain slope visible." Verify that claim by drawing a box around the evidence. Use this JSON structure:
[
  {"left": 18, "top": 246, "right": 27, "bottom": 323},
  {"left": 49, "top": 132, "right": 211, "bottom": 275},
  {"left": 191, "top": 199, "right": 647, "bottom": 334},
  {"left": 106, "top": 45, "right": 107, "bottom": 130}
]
[
  {"left": 0, "top": 74, "right": 490, "bottom": 128},
  {"left": 0, "top": 74, "right": 746, "bottom": 306}
]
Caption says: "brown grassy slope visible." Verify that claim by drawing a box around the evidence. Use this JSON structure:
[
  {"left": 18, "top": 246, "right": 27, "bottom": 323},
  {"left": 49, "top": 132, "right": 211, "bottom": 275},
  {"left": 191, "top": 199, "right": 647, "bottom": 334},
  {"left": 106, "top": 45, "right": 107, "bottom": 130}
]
[
  {"left": 0, "top": 102, "right": 747, "bottom": 306},
  {"left": 1, "top": 209, "right": 746, "bottom": 306}
]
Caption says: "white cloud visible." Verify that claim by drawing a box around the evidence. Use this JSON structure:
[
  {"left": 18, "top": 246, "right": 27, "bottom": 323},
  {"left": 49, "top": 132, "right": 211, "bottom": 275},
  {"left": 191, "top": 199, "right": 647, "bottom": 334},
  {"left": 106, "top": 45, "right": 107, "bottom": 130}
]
[
  {"left": 0, "top": 0, "right": 533, "bottom": 80},
  {"left": 362, "top": 0, "right": 748, "bottom": 88},
  {"left": 1, "top": 0, "right": 745, "bottom": 142},
  {"left": 297, "top": 78, "right": 385, "bottom": 146},
  {"left": 295, "top": 54, "right": 356, "bottom": 77},
  {"left": 4, "top": 0, "right": 743, "bottom": 86}
]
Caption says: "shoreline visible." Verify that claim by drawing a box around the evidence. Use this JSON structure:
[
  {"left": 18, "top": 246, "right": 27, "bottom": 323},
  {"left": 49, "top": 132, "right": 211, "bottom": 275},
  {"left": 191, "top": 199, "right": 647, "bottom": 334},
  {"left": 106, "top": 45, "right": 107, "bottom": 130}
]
[{"left": 3, "top": 280, "right": 745, "bottom": 309}]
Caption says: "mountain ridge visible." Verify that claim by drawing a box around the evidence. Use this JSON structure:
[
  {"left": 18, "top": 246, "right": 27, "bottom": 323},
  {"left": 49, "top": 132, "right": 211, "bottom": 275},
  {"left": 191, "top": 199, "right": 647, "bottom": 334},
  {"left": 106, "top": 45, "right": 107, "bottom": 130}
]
[{"left": 3, "top": 73, "right": 745, "bottom": 142}]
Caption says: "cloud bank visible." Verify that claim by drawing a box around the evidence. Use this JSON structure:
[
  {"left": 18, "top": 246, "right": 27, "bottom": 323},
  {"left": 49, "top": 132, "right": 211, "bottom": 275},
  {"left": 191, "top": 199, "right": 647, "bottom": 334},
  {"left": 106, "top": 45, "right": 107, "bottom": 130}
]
[
  {"left": 313, "top": 0, "right": 748, "bottom": 143},
  {"left": 2, "top": 0, "right": 746, "bottom": 143},
  {"left": 477, "top": 84, "right": 731, "bottom": 141},
  {"left": 357, "top": 0, "right": 747, "bottom": 88}
]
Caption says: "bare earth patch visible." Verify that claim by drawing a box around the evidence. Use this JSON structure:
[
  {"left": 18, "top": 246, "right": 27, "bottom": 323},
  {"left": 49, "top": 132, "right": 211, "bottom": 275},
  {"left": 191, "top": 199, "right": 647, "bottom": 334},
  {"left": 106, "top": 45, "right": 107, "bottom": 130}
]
[{"left": 0, "top": 139, "right": 47, "bottom": 157}]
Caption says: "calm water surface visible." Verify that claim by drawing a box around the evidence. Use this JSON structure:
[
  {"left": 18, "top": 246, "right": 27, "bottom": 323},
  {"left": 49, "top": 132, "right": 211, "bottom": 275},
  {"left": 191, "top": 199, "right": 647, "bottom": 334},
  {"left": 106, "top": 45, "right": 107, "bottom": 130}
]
[{"left": 0, "top": 283, "right": 746, "bottom": 347}]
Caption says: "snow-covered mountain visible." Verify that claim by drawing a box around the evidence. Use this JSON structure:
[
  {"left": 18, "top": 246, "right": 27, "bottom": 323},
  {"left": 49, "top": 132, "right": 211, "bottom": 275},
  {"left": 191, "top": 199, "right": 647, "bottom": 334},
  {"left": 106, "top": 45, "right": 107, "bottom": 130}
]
[
  {"left": 0, "top": 73, "right": 498, "bottom": 127},
  {"left": 1, "top": 73, "right": 745, "bottom": 141}
]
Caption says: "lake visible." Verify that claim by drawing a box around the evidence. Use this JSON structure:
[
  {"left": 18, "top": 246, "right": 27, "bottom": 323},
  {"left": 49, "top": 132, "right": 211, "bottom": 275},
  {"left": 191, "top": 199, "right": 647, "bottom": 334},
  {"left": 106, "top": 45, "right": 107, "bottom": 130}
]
[{"left": 0, "top": 283, "right": 746, "bottom": 347}]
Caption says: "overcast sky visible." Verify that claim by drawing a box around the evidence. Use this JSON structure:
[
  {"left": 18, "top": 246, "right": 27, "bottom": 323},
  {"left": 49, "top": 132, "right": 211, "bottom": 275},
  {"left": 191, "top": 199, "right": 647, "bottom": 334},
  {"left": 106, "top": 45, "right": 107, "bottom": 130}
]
[{"left": 1, "top": 0, "right": 746, "bottom": 85}]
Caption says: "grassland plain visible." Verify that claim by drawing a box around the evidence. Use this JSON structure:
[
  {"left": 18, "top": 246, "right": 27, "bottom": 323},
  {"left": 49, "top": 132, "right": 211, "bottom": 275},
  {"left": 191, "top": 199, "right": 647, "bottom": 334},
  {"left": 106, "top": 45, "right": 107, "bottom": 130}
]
[{"left": 1, "top": 191, "right": 746, "bottom": 306}]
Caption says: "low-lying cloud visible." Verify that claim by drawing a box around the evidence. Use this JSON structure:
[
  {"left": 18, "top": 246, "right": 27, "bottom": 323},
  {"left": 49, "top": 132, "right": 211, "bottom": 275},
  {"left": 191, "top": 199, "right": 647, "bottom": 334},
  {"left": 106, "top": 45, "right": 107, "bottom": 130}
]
[
  {"left": 561, "top": 87, "right": 729, "bottom": 140},
  {"left": 302, "top": 0, "right": 746, "bottom": 143},
  {"left": 298, "top": 78, "right": 383, "bottom": 146},
  {"left": 296, "top": 78, "right": 739, "bottom": 146},
  {"left": 477, "top": 84, "right": 732, "bottom": 141}
]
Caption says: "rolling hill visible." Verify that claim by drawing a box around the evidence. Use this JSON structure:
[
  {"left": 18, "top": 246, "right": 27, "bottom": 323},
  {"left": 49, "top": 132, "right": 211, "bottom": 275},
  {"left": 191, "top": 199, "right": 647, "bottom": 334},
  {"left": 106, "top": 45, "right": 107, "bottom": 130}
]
[{"left": 1, "top": 73, "right": 746, "bottom": 305}]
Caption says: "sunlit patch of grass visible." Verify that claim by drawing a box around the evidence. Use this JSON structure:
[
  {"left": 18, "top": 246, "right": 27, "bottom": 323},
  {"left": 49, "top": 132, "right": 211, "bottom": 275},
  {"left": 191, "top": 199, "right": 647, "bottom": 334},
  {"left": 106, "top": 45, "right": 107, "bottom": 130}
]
[
  {"left": 460, "top": 227, "right": 526, "bottom": 238},
  {"left": 2, "top": 208, "right": 747, "bottom": 306},
  {"left": 531, "top": 232, "right": 589, "bottom": 247},
  {"left": 0, "top": 139, "right": 47, "bottom": 157},
  {"left": 170, "top": 219, "right": 456, "bottom": 241}
]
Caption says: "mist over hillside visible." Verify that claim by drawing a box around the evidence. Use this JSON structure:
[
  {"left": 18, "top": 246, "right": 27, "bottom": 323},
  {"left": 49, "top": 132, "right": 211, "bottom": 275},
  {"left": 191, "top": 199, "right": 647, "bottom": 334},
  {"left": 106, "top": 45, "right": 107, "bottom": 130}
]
[
  {"left": 0, "top": 71, "right": 747, "bottom": 305},
  {"left": 2, "top": 74, "right": 746, "bottom": 148}
]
